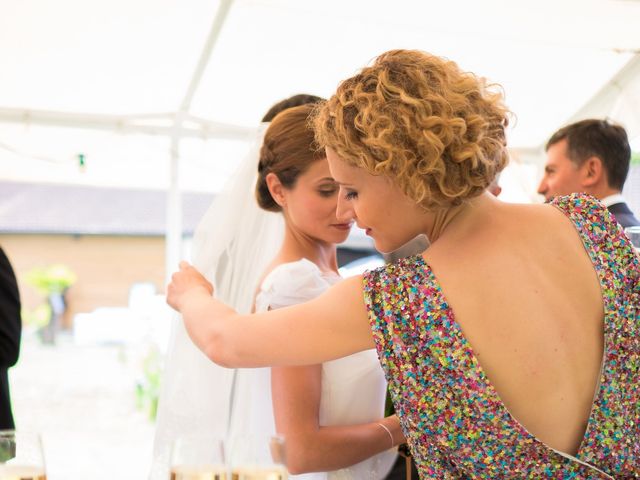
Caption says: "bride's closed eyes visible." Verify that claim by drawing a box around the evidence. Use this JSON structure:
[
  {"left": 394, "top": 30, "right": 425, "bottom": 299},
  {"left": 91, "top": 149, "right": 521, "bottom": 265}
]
[{"left": 316, "top": 183, "right": 339, "bottom": 198}]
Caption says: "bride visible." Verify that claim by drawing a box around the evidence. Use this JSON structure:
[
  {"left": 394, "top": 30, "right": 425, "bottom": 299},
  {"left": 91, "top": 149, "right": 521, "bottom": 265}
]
[{"left": 151, "top": 101, "right": 398, "bottom": 479}]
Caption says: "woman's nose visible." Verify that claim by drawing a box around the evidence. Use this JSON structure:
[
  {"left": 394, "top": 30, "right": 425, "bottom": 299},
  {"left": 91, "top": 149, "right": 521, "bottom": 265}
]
[{"left": 335, "top": 195, "right": 354, "bottom": 222}]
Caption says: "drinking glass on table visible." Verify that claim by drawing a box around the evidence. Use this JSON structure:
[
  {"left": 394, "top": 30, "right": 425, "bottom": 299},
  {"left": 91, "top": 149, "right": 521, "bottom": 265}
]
[
  {"left": 0, "top": 431, "right": 46, "bottom": 480},
  {"left": 227, "top": 435, "right": 287, "bottom": 480},
  {"left": 170, "top": 434, "right": 226, "bottom": 480}
]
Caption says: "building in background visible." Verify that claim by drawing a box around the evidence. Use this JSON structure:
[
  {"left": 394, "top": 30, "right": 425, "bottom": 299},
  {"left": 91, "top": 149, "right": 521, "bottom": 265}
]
[
  {"left": 0, "top": 180, "right": 377, "bottom": 328},
  {"left": 0, "top": 181, "right": 213, "bottom": 326}
]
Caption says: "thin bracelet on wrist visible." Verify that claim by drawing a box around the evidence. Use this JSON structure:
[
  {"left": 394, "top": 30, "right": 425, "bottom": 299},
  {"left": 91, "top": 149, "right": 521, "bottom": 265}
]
[{"left": 376, "top": 422, "right": 394, "bottom": 449}]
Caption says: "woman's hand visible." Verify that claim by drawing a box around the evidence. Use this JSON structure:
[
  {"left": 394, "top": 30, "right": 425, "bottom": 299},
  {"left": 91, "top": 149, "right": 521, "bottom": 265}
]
[{"left": 166, "top": 261, "right": 214, "bottom": 312}]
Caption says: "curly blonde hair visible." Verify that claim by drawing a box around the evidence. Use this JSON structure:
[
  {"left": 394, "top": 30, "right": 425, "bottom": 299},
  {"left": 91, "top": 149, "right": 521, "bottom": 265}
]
[{"left": 313, "top": 49, "right": 510, "bottom": 209}]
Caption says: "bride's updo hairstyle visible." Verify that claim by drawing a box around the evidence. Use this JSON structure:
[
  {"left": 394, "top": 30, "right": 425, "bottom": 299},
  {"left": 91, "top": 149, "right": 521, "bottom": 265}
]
[
  {"left": 256, "top": 103, "right": 325, "bottom": 212},
  {"left": 313, "top": 49, "right": 510, "bottom": 209}
]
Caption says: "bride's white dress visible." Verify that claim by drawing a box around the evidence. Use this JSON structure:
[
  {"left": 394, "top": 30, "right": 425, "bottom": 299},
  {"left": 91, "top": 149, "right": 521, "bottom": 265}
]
[
  {"left": 228, "top": 259, "right": 397, "bottom": 479},
  {"left": 150, "top": 127, "right": 396, "bottom": 479}
]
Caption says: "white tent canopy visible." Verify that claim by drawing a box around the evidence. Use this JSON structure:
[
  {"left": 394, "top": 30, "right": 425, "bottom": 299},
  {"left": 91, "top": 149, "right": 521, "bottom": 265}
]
[
  {"left": 1, "top": 0, "right": 639, "bottom": 274},
  {"left": 1, "top": 0, "right": 639, "bottom": 142}
]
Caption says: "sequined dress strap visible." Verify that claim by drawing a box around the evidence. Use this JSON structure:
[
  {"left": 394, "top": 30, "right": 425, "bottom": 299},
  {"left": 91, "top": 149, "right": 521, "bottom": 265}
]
[{"left": 549, "top": 194, "right": 639, "bottom": 476}]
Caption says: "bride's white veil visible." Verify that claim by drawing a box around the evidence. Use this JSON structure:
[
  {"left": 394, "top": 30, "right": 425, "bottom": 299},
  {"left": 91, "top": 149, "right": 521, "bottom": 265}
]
[{"left": 150, "top": 125, "right": 284, "bottom": 479}]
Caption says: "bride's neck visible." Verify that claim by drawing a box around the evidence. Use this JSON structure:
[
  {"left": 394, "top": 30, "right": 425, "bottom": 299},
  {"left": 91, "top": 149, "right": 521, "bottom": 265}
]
[{"left": 276, "top": 226, "right": 338, "bottom": 274}]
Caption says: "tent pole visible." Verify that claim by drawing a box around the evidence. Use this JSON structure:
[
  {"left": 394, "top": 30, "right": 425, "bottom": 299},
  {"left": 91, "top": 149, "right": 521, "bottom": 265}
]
[
  {"left": 0, "top": 107, "right": 252, "bottom": 140},
  {"left": 166, "top": 133, "right": 182, "bottom": 285},
  {"left": 180, "top": 0, "right": 235, "bottom": 113},
  {"left": 165, "top": 0, "right": 235, "bottom": 283}
]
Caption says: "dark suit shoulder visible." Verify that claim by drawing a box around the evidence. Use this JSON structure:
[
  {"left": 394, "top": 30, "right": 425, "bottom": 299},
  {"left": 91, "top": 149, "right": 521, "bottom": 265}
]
[{"left": 607, "top": 202, "right": 640, "bottom": 228}]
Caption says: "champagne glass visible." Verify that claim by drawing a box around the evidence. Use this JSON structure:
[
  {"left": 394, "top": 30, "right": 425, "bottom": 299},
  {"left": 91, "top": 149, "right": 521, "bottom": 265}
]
[
  {"left": 0, "top": 431, "right": 46, "bottom": 480},
  {"left": 624, "top": 226, "right": 640, "bottom": 250},
  {"left": 170, "top": 434, "right": 226, "bottom": 480},
  {"left": 227, "top": 435, "right": 287, "bottom": 480}
]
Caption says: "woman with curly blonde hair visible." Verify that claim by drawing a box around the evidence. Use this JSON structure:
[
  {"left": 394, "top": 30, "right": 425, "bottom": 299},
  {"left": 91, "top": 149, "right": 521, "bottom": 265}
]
[{"left": 167, "top": 50, "right": 639, "bottom": 478}]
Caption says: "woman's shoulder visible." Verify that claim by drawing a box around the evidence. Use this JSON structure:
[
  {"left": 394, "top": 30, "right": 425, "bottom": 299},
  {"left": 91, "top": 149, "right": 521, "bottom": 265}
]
[
  {"left": 493, "top": 193, "right": 620, "bottom": 247},
  {"left": 362, "top": 254, "right": 425, "bottom": 294},
  {"left": 497, "top": 193, "right": 609, "bottom": 226},
  {"left": 549, "top": 192, "right": 609, "bottom": 220},
  {"left": 549, "top": 193, "right": 633, "bottom": 250},
  {"left": 257, "top": 259, "right": 339, "bottom": 310},
  {"left": 261, "top": 258, "right": 324, "bottom": 290}
]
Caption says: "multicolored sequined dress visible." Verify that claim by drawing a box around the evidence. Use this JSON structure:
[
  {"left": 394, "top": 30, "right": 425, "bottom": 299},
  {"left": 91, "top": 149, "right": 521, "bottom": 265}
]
[{"left": 363, "top": 194, "right": 639, "bottom": 479}]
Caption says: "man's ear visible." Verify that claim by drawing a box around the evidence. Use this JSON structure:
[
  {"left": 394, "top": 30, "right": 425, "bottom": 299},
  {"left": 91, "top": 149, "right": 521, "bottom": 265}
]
[
  {"left": 580, "top": 156, "right": 604, "bottom": 188},
  {"left": 265, "top": 172, "right": 287, "bottom": 208}
]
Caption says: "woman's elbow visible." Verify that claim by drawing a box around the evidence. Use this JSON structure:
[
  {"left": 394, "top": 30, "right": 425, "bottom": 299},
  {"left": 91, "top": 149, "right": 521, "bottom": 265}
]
[
  {"left": 286, "top": 462, "right": 307, "bottom": 476},
  {"left": 202, "top": 334, "right": 235, "bottom": 368},
  {"left": 195, "top": 313, "right": 257, "bottom": 368},
  {"left": 282, "top": 442, "right": 318, "bottom": 475},
  {"left": 285, "top": 455, "right": 309, "bottom": 475}
]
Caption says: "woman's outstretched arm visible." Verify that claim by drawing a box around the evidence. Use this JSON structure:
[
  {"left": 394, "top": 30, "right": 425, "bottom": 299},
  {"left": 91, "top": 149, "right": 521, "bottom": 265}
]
[{"left": 167, "top": 261, "right": 373, "bottom": 368}]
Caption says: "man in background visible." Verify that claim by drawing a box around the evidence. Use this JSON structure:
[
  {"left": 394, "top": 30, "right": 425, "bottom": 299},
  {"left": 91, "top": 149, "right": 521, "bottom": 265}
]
[
  {"left": 537, "top": 119, "right": 639, "bottom": 228},
  {"left": 0, "top": 246, "right": 21, "bottom": 429}
]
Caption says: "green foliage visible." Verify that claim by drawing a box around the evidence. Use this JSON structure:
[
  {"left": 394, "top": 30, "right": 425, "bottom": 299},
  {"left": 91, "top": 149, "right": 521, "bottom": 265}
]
[
  {"left": 631, "top": 151, "right": 640, "bottom": 165},
  {"left": 23, "top": 264, "right": 76, "bottom": 332},
  {"left": 135, "top": 346, "right": 162, "bottom": 422},
  {"left": 25, "top": 264, "right": 77, "bottom": 296},
  {"left": 22, "top": 304, "right": 52, "bottom": 328},
  {"left": 384, "top": 389, "right": 395, "bottom": 417}
]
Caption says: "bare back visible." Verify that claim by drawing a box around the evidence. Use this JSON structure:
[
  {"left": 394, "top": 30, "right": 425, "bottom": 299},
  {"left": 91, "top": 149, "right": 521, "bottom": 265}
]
[{"left": 424, "top": 198, "right": 604, "bottom": 455}]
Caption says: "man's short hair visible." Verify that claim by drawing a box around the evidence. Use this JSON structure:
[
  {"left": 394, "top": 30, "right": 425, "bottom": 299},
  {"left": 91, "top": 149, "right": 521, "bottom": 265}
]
[{"left": 545, "top": 119, "right": 631, "bottom": 190}]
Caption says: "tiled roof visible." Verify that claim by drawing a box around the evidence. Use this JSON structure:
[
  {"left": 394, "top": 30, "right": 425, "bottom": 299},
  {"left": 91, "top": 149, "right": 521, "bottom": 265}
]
[
  {"left": 0, "top": 181, "right": 214, "bottom": 236},
  {"left": 4, "top": 168, "right": 635, "bottom": 240}
]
